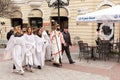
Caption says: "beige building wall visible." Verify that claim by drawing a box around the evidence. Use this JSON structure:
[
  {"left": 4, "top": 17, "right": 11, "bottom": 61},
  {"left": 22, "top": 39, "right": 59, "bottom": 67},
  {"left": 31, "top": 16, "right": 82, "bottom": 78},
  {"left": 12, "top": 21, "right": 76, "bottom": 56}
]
[
  {"left": 0, "top": 18, "right": 11, "bottom": 40},
  {"left": 1, "top": 0, "right": 120, "bottom": 46}
]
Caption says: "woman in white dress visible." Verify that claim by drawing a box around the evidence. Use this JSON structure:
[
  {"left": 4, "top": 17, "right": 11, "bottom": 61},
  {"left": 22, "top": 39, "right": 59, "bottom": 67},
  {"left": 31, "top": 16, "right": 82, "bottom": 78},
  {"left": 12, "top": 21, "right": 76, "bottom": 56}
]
[
  {"left": 4, "top": 26, "right": 25, "bottom": 75},
  {"left": 34, "top": 28, "right": 46, "bottom": 68},
  {"left": 23, "top": 27, "right": 36, "bottom": 72}
]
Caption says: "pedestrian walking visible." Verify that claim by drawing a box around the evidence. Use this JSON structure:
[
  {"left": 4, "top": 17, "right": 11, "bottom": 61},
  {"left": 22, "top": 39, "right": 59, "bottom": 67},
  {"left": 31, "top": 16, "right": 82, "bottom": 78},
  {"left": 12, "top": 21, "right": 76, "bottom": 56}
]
[{"left": 62, "top": 28, "right": 75, "bottom": 64}]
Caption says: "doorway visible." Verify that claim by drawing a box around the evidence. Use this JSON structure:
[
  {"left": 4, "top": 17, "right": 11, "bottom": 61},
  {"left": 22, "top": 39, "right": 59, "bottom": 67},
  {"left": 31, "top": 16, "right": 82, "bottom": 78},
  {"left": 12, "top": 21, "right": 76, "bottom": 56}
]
[{"left": 51, "top": 16, "right": 68, "bottom": 31}]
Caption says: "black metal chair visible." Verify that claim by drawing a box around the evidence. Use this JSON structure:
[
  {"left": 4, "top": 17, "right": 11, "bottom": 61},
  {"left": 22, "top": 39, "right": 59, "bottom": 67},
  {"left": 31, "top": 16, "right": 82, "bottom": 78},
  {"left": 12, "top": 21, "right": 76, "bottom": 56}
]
[
  {"left": 114, "top": 42, "right": 120, "bottom": 62},
  {"left": 81, "top": 43, "right": 91, "bottom": 62},
  {"left": 97, "top": 40, "right": 111, "bottom": 61},
  {"left": 78, "top": 40, "right": 83, "bottom": 61}
]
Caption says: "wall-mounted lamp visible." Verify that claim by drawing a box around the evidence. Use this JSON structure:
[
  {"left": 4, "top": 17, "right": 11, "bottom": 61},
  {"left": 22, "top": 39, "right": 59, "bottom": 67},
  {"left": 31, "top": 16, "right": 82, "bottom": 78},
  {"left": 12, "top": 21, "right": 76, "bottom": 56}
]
[{"left": 1, "top": 22, "right": 5, "bottom": 25}]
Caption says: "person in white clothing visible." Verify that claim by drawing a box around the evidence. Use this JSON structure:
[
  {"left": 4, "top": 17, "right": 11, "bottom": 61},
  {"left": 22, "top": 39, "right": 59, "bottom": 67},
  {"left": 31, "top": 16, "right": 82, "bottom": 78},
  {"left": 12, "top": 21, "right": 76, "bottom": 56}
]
[
  {"left": 41, "top": 27, "right": 52, "bottom": 61},
  {"left": 50, "top": 24, "right": 65, "bottom": 67},
  {"left": 23, "top": 27, "right": 36, "bottom": 72},
  {"left": 34, "top": 28, "right": 46, "bottom": 68},
  {"left": 4, "top": 26, "right": 25, "bottom": 75}
]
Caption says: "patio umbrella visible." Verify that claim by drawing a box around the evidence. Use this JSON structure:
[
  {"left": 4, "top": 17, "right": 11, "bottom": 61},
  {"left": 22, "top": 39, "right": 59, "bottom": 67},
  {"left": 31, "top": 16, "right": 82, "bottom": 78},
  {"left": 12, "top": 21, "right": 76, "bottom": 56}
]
[
  {"left": 76, "top": 5, "right": 120, "bottom": 42},
  {"left": 76, "top": 5, "right": 120, "bottom": 23}
]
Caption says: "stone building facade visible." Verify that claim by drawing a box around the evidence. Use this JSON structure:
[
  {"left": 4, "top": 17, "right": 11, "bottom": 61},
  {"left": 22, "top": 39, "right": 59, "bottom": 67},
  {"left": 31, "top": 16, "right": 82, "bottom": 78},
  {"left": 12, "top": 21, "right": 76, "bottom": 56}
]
[{"left": 0, "top": 0, "right": 120, "bottom": 46}]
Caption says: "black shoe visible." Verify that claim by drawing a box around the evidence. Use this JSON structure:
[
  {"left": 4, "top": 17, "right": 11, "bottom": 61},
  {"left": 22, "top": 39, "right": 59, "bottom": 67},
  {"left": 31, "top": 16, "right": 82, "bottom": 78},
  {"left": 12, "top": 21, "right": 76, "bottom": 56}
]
[
  {"left": 13, "top": 64, "right": 16, "bottom": 69},
  {"left": 70, "top": 61, "right": 75, "bottom": 64},
  {"left": 53, "top": 63, "right": 61, "bottom": 67},
  {"left": 38, "top": 66, "right": 41, "bottom": 69}
]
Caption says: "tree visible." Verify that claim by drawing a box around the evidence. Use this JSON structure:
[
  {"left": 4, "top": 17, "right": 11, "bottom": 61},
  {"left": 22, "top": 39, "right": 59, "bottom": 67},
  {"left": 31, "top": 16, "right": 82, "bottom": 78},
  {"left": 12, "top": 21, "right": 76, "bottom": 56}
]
[{"left": 0, "top": 0, "right": 19, "bottom": 18}]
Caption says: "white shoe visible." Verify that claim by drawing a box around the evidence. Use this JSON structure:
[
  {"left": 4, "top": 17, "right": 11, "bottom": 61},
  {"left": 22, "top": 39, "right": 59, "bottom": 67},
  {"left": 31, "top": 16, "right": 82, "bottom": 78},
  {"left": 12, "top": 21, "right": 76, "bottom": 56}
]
[
  {"left": 29, "top": 68, "right": 34, "bottom": 72},
  {"left": 12, "top": 69, "right": 19, "bottom": 73},
  {"left": 19, "top": 70, "right": 24, "bottom": 75}
]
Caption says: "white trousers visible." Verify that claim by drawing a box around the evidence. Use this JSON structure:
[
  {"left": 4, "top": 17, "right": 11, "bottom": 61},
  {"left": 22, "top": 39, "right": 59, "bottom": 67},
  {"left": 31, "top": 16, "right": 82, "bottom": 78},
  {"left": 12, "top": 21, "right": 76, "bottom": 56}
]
[{"left": 25, "top": 55, "right": 33, "bottom": 66}]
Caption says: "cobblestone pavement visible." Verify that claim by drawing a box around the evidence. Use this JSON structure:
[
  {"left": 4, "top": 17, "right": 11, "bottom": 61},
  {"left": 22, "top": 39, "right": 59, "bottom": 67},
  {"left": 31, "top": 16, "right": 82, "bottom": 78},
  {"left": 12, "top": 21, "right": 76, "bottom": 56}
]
[
  {"left": 0, "top": 61, "right": 109, "bottom": 80},
  {"left": 0, "top": 46, "right": 120, "bottom": 80},
  {"left": 61, "top": 46, "right": 120, "bottom": 80}
]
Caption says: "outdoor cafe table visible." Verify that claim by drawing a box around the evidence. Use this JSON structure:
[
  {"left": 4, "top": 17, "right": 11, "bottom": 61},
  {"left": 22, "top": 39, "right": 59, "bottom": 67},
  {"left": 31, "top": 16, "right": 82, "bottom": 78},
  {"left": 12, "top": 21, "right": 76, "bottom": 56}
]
[{"left": 88, "top": 45, "right": 97, "bottom": 60}]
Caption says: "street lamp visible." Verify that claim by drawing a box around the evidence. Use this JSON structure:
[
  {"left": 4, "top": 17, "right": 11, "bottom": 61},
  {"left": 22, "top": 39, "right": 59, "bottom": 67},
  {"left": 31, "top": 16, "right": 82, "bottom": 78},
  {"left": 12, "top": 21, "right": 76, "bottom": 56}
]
[
  {"left": 46, "top": 0, "right": 70, "bottom": 27},
  {"left": 46, "top": 0, "right": 69, "bottom": 7}
]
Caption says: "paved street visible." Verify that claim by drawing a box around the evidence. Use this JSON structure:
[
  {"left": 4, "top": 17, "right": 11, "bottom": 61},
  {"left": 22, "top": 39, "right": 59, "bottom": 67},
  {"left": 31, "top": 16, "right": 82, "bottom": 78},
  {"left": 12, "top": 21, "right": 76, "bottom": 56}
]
[
  {"left": 0, "top": 46, "right": 120, "bottom": 80},
  {"left": 0, "top": 61, "right": 109, "bottom": 80}
]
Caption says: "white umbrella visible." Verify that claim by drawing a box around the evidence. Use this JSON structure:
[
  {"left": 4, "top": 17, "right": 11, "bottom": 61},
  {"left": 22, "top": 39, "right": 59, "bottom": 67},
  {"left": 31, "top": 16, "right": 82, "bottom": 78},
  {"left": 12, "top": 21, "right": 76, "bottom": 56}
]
[{"left": 76, "top": 5, "right": 120, "bottom": 23}]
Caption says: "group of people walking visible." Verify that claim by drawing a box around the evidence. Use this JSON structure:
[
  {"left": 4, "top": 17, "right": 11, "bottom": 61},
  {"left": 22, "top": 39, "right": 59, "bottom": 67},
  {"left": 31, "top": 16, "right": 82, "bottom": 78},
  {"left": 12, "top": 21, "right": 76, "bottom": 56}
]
[{"left": 4, "top": 23, "right": 75, "bottom": 75}]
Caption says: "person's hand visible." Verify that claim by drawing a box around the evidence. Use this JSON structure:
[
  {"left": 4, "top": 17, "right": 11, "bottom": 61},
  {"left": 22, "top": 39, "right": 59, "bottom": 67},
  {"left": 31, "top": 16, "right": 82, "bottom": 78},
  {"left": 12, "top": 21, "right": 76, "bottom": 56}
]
[
  {"left": 70, "top": 43, "right": 72, "bottom": 46},
  {"left": 70, "top": 44, "right": 72, "bottom": 47},
  {"left": 53, "top": 34, "right": 56, "bottom": 37},
  {"left": 64, "top": 43, "right": 67, "bottom": 47},
  {"left": 69, "top": 45, "right": 73, "bottom": 49}
]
